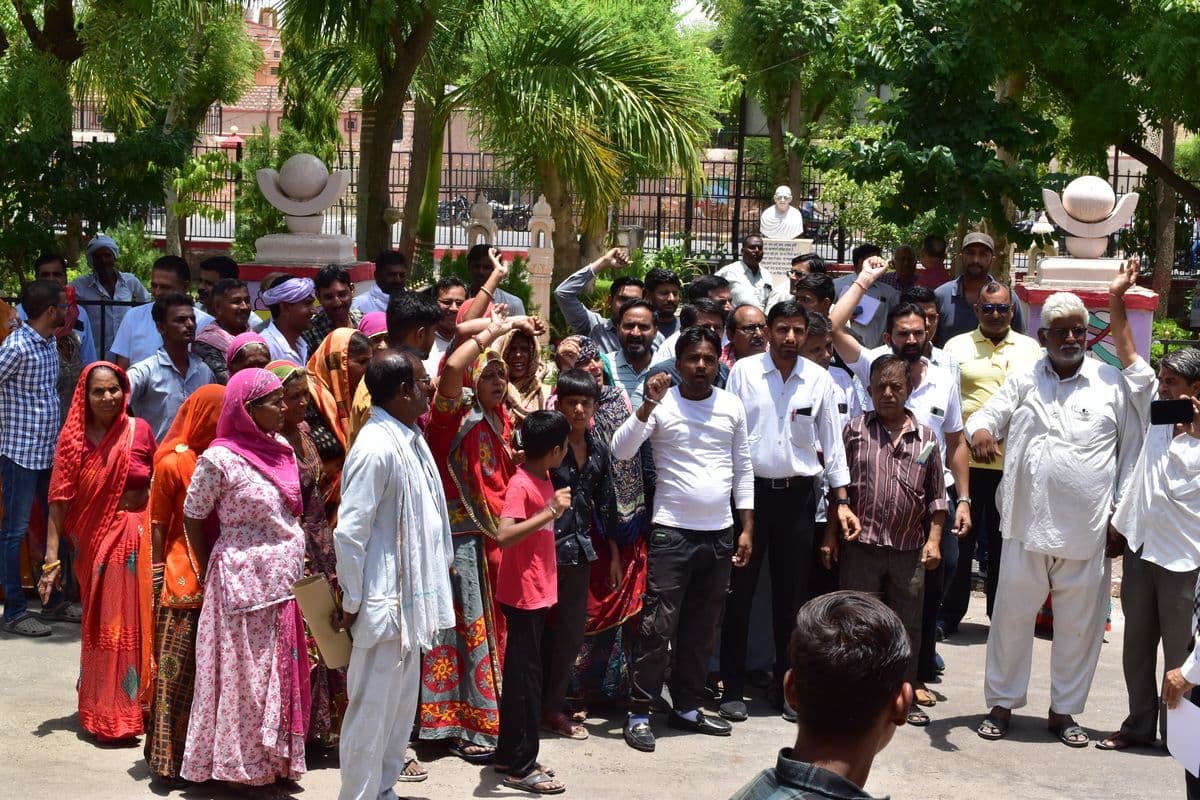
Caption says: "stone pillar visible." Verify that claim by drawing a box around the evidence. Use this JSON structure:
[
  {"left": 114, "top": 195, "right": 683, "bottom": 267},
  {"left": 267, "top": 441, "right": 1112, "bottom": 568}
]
[
  {"left": 526, "top": 194, "right": 555, "bottom": 344},
  {"left": 465, "top": 192, "right": 498, "bottom": 247}
]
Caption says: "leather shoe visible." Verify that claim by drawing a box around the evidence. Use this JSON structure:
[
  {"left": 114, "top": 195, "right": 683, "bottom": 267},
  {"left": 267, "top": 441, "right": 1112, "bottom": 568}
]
[
  {"left": 667, "top": 710, "right": 732, "bottom": 736},
  {"left": 781, "top": 700, "right": 798, "bottom": 724},
  {"left": 623, "top": 716, "right": 656, "bottom": 752}
]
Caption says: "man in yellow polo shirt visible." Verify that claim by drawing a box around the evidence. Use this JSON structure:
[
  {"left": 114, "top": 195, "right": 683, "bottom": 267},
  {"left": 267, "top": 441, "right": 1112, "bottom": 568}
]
[{"left": 941, "top": 281, "right": 1041, "bottom": 626}]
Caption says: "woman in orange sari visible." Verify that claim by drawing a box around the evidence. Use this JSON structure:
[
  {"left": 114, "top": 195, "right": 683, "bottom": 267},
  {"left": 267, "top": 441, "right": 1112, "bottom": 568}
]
[
  {"left": 305, "top": 328, "right": 372, "bottom": 520},
  {"left": 144, "top": 384, "right": 224, "bottom": 786},
  {"left": 40, "top": 362, "right": 156, "bottom": 743}
]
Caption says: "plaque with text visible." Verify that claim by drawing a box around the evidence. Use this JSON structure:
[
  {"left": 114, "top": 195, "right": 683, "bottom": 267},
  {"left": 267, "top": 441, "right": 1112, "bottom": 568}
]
[{"left": 760, "top": 238, "right": 813, "bottom": 294}]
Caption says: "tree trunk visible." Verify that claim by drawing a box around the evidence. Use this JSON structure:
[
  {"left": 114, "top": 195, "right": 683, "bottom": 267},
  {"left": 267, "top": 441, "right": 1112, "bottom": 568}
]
[
  {"left": 1153, "top": 120, "right": 1177, "bottom": 319},
  {"left": 164, "top": 183, "right": 183, "bottom": 256},
  {"left": 989, "top": 72, "right": 1027, "bottom": 285},
  {"left": 400, "top": 96, "right": 437, "bottom": 264},
  {"left": 538, "top": 158, "right": 581, "bottom": 284},
  {"left": 765, "top": 116, "right": 787, "bottom": 189},
  {"left": 786, "top": 79, "right": 805, "bottom": 194},
  {"left": 414, "top": 113, "right": 448, "bottom": 273}
]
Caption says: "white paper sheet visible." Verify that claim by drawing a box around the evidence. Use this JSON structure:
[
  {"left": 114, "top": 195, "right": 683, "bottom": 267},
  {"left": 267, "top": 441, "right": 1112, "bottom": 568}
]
[
  {"left": 854, "top": 292, "right": 882, "bottom": 325},
  {"left": 1167, "top": 695, "right": 1200, "bottom": 777}
]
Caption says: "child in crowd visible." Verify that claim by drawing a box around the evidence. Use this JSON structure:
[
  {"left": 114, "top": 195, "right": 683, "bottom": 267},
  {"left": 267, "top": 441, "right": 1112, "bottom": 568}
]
[
  {"left": 496, "top": 410, "right": 573, "bottom": 795},
  {"left": 542, "top": 370, "right": 615, "bottom": 740}
]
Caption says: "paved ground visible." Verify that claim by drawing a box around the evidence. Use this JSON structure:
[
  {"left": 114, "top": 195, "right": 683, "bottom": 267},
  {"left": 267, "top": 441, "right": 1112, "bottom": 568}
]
[{"left": 1, "top": 592, "right": 1185, "bottom": 800}]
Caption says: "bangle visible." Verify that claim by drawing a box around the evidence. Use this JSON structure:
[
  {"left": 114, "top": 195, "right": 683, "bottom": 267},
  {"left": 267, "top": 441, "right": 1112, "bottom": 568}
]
[
  {"left": 643, "top": 398, "right": 659, "bottom": 407},
  {"left": 42, "top": 560, "right": 61, "bottom": 572},
  {"left": 853, "top": 281, "right": 870, "bottom": 291},
  {"left": 471, "top": 335, "right": 487, "bottom": 351},
  {"left": 547, "top": 501, "right": 564, "bottom": 519},
  {"left": 480, "top": 286, "right": 495, "bottom": 299},
  {"left": 956, "top": 497, "right": 972, "bottom": 505}
]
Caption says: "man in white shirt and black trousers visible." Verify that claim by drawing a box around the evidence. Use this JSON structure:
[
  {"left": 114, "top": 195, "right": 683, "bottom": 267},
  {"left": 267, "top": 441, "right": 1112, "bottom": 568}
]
[
  {"left": 612, "top": 326, "right": 754, "bottom": 753},
  {"left": 719, "top": 300, "right": 860, "bottom": 723}
]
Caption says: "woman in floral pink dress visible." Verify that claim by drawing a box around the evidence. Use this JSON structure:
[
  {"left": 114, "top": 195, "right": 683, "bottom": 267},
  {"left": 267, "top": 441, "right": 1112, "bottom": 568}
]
[{"left": 180, "top": 368, "right": 310, "bottom": 797}]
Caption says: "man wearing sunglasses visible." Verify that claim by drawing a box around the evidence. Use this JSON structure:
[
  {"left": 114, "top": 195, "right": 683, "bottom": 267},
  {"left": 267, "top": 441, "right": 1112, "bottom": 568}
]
[
  {"left": 941, "top": 282, "right": 1042, "bottom": 630},
  {"left": 966, "top": 289, "right": 1141, "bottom": 749},
  {"left": 932, "top": 232, "right": 1026, "bottom": 346}
]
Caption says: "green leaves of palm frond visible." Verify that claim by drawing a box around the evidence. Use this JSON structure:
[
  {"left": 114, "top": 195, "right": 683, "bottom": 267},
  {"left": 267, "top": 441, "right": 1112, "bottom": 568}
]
[{"left": 454, "top": 0, "right": 714, "bottom": 215}]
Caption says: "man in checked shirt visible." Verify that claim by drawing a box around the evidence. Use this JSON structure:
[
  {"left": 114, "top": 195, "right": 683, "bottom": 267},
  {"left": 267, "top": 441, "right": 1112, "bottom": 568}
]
[{"left": 822, "top": 353, "right": 948, "bottom": 729}]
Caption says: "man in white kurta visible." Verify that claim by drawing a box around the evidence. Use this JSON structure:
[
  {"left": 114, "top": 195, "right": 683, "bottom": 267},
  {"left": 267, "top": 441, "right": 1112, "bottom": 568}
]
[
  {"left": 335, "top": 352, "right": 455, "bottom": 800},
  {"left": 965, "top": 292, "right": 1141, "bottom": 747}
]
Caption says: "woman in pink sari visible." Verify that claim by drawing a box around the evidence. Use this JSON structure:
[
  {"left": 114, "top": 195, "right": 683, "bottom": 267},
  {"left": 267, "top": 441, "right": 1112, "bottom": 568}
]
[{"left": 180, "top": 369, "right": 310, "bottom": 797}]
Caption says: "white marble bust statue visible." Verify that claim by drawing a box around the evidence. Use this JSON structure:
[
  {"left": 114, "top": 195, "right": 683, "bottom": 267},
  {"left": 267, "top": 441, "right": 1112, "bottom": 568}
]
[{"left": 759, "top": 185, "right": 805, "bottom": 239}]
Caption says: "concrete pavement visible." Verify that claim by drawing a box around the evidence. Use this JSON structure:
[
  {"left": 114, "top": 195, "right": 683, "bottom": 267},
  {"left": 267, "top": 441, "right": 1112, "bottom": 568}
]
[{"left": 1, "top": 593, "right": 1184, "bottom": 799}]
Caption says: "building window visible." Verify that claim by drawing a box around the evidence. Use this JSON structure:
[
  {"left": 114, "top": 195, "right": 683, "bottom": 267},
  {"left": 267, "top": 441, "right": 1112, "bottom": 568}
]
[
  {"left": 273, "top": 50, "right": 281, "bottom": 58},
  {"left": 270, "top": 66, "right": 279, "bottom": 75}
]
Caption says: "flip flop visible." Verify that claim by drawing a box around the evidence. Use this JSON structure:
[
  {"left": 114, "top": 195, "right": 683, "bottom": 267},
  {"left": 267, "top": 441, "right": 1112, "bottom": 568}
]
[
  {"left": 977, "top": 714, "right": 1010, "bottom": 740},
  {"left": 914, "top": 688, "right": 937, "bottom": 707},
  {"left": 495, "top": 763, "right": 555, "bottom": 778},
  {"left": 396, "top": 756, "right": 428, "bottom": 782},
  {"left": 541, "top": 712, "right": 589, "bottom": 740},
  {"left": 1050, "top": 720, "right": 1089, "bottom": 748},
  {"left": 503, "top": 770, "right": 565, "bottom": 795},
  {"left": 448, "top": 739, "right": 495, "bottom": 764},
  {"left": 1095, "top": 733, "right": 1150, "bottom": 751},
  {"left": 906, "top": 706, "right": 930, "bottom": 727}
]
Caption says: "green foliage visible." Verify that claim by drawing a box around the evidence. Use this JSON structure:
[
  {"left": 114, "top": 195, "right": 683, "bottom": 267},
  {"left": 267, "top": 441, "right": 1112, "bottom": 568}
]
[
  {"left": 232, "top": 122, "right": 339, "bottom": 261},
  {"left": 435, "top": 251, "right": 536, "bottom": 314},
  {"left": 171, "top": 150, "right": 233, "bottom": 224},
  {"left": 1178, "top": 137, "right": 1200, "bottom": 182},
  {"left": 1117, "top": 172, "right": 1193, "bottom": 266},
  {"left": 1152, "top": 318, "right": 1194, "bottom": 369},
  {"left": 107, "top": 221, "right": 159, "bottom": 283}
]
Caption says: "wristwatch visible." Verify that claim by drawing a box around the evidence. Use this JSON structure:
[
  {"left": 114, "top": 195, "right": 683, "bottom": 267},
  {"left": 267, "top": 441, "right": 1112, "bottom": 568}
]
[
  {"left": 835, "top": 498, "right": 851, "bottom": 506},
  {"left": 956, "top": 497, "right": 972, "bottom": 505}
]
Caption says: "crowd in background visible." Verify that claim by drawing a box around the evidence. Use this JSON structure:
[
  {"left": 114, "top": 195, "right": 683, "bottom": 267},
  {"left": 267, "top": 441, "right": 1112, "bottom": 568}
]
[{"left": 1, "top": 231, "right": 1198, "bottom": 800}]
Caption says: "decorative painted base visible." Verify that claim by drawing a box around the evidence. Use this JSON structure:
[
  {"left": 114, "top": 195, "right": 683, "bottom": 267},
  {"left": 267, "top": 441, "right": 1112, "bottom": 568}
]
[
  {"left": 254, "top": 233, "right": 356, "bottom": 265},
  {"left": 1016, "top": 283, "right": 1158, "bottom": 363}
]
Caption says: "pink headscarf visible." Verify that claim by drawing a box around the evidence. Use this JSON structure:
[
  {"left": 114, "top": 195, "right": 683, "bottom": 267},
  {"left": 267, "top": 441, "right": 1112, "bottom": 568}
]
[
  {"left": 225, "top": 331, "right": 269, "bottom": 368},
  {"left": 358, "top": 311, "right": 387, "bottom": 340},
  {"left": 211, "top": 368, "right": 302, "bottom": 516}
]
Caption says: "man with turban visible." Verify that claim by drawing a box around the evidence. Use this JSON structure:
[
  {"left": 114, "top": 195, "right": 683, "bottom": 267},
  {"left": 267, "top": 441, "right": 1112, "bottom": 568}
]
[{"left": 71, "top": 235, "right": 152, "bottom": 358}]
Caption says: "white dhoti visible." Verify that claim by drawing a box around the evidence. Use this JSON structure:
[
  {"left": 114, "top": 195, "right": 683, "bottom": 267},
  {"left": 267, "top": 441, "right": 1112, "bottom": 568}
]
[
  {"left": 338, "top": 640, "right": 420, "bottom": 800},
  {"left": 984, "top": 543, "right": 1110, "bottom": 715}
]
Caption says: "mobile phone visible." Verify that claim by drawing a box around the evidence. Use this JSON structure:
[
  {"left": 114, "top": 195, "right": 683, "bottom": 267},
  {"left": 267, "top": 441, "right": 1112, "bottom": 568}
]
[{"left": 1150, "top": 399, "right": 1194, "bottom": 426}]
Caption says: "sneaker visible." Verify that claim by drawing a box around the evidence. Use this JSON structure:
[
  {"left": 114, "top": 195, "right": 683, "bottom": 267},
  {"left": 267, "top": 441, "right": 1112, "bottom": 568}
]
[
  {"left": 3, "top": 612, "right": 52, "bottom": 637},
  {"left": 718, "top": 700, "right": 748, "bottom": 722}
]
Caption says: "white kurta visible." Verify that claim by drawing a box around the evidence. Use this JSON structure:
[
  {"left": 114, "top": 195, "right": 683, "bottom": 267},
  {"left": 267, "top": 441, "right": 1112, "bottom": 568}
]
[{"left": 334, "top": 407, "right": 455, "bottom": 800}]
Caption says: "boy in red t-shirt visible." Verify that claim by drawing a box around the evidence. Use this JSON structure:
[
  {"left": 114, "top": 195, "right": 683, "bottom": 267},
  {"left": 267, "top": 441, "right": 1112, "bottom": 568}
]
[{"left": 495, "top": 410, "right": 572, "bottom": 794}]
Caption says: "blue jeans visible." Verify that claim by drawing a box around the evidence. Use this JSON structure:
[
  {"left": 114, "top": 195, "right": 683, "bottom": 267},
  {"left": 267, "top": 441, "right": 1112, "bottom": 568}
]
[{"left": 0, "top": 456, "right": 56, "bottom": 621}]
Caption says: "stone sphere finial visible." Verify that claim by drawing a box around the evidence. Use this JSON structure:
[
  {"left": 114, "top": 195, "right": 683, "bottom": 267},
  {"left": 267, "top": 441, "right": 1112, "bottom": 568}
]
[
  {"left": 277, "top": 154, "right": 328, "bottom": 201},
  {"left": 1061, "top": 176, "right": 1116, "bottom": 223}
]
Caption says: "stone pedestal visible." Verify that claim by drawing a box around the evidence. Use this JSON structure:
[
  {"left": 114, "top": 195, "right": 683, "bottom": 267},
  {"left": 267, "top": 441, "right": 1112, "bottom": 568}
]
[
  {"left": 526, "top": 195, "right": 554, "bottom": 344},
  {"left": 253, "top": 233, "right": 357, "bottom": 265},
  {"left": 1015, "top": 283, "right": 1158, "bottom": 364}
]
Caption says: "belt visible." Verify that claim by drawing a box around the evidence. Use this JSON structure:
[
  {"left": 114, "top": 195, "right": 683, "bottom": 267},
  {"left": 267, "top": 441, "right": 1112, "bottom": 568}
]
[{"left": 754, "top": 476, "right": 809, "bottom": 490}]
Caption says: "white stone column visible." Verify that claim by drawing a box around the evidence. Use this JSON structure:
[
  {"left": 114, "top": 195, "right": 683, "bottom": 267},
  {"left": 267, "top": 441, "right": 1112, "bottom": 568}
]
[{"left": 526, "top": 194, "right": 555, "bottom": 344}]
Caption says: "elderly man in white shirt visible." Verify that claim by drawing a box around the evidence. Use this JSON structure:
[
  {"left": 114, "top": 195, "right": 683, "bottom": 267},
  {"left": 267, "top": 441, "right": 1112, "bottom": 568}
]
[
  {"left": 967, "top": 289, "right": 1141, "bottom": 748},
  {"left": 1097, "top": 260, "right": 1200, "bottom": 752},
  {"left": 334, "top": 351, "right": 455, "bottom": 800},
  {"left": 720, "top": 300, "right": 858, "bottom": 723},
  {"left": 716, "top": 233, "right": 788, "bottom": 313}
]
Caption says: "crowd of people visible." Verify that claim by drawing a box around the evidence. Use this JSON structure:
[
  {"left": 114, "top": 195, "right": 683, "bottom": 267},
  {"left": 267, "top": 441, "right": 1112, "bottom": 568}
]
[{"left": 1, "top": 230, "right": 1198, "bottom": 800}]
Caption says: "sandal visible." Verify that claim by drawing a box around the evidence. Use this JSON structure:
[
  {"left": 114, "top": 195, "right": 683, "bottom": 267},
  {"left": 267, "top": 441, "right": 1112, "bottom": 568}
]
[
  {"left": 448, "top": 739, "right": 495, "bottom": 764},
  {"left": 1095, "top": 732, "right": 1151, "bottom": 751},
  {"left": 495, "top": 763, "right": 555, "bottom": 777},
  {"left": 1050, "top": 719, "right": 1089, "bottom": 748},
  {"left": 2, "top": 612, "right": 52, "bottom": 637},
  {"left": 906, "top": 706, "right": 930, "bottom": 727},
  {"left": 396, "top": 756, "right": 428, "bottom": 782},
  {"left": 977, "top": 713, "right": 1010, "bottom": 740},
  {"left": 503, "top": 770, "right": 565, "bottom": 795},
  {"left": 914, "top": 688, "right": 937, "bottom": 707},
  {"left": 542, "top": 712, "right": 589, "bottom": 740},
  {"left": 41, "top": 601, "right": 82, "bottom": 623}
]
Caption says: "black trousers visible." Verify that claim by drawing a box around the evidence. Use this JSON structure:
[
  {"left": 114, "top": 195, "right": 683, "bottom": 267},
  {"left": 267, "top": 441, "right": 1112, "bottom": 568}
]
[
  {"left": 720, "top": 477, "right": 816, "bottom": 701},
  {"left": 941, "top": 467, "right": 1004, "bottom": 625},
  {"left": 630, "top": 525, "right": 734, "bottom": 715},
  {"left": 919, "top": 487, "right": 958, "bottom": 682},
  {"left": 496, "top": 605, "right": 548, "bottom": 777},
  {"left": 1189, "top": 683, "right": 1200, "bottom": 800},
  {"left": 541, "top": 562, "right": 591, "bottom": 717}
]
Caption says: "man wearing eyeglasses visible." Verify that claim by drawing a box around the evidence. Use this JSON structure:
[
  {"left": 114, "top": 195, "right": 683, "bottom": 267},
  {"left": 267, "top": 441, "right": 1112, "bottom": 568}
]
[
  {"left": 966, "top": 290, "right": 1141, "bottom": 749},
  {"left": 941, "top": 282, "right": 1042, "bottom": 628},
  {"left": 932, "top": 232, "right": 1026, "bottom": 346}
]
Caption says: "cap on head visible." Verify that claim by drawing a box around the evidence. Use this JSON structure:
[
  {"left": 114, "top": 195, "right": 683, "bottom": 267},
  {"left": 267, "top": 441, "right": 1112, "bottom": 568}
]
[{"left": 962, "top": 231, "right": 994, "bottom": 252}]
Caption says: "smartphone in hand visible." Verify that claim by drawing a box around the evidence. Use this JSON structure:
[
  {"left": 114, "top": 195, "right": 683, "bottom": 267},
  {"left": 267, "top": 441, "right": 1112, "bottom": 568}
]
[{"left": 1150, "top": 399, "right": 1194, "bottom": 426}]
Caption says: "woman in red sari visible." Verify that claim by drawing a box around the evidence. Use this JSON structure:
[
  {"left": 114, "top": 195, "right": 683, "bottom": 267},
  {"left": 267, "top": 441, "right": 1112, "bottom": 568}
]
[
  {"left": 40, "top": 362, "right": 156, "bottom": 743},
  {"left": 145, "top": 384, "right": 224, "bottom": 786}
]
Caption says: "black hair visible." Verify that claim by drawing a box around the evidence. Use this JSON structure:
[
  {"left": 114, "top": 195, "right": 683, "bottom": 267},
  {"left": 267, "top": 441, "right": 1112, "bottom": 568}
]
[
  {"left": 685, "top": 274, "right": 730, "bottom": 304},
  {"left": 885, "top": 302, "right": 927, "bottom": 335},
  {"left": 466, "top": 243, "right": 492, "bottom": 269},
  {"left": 152, "top": 255, "right": 191, "bottom": 287},
  {"left": 1162, "top": 348, "right": 1200, "bottom": 384},
  {"left": 792, "top": 252, "right": 826, "bottom": 273},
  {"left": 366, "top": 349, "right": 415, "bottom": 406},
  {"left": 788, "top": 591, "right": 910, "bottom": 740},
  {"left": 851, "top": 243, "right": 882, "bottom": 267},
  {"left": 211, "top": 278, "right": 248, "bottom": 303},
  {"left": 742, "top": 232, "right": 763, "bottom": 245},
  {"left": 683, "top": 297, "right": 726, "bottom": 330},
  {"left": 315, "top": 263, "right": 352, "bottom": 292},
  {"left": 616, "top": 298, "right": 655, "bottom": 323},
  {"left": 386, "top": 290, "right": 442, "bottom": 345},
  {"left": 517, "top": 410, "right": 570, "bottom": 459},
  {"left": 675, "top": 325, "right": 721, "bottom": 361},
  {"left": 555, "top": 368, "right": 600, "bottom": 401},
  {"left": 644, "top": 267, "right": 681, "bottom": 293},
  {"left": 678, "top": 304, "right": 699, "bottom": 330},
  {"left": 151, "top": 291, "right": 195, "bottom": 325},
  {"left": 348, "top": 331, "right": 373, "bottom": 357},
  {"left": 795, "top": 272, "right": 835, "bottom": 305},
  {"left": 727, "top": 303, "right": 765, "bottom": 333},
  {"left": 20, "top": 279, "right": 62, "bottom": 319},
  {"left": 376, "top": 249, "right": 407, "bottom": 269},
  {"left": 869, "top": 353, "right": 913, "bottom": 390},
  {"left": 900, "top": 285, "right": 936, "bottom": 306},
  {"left": 610, "top": 275, "right": 644, "bottom": 300},
  {"left": 34, "top": 252, "right": 66, "bottom": 272},
  {"left": 806, "top": 311, "right": 832, "bottom": 338},
  {"left": 979, "top": 281, "right": 1011, "bottom": 302},
  {"left": 434, "top": 275, "right": 467, "bottom": 294},
  {"left": 767, "top": 299, "right": 810, "bottom": 328},
  {"left": 921, "top": 234, "right": 947, "bottom": 256},
  {"left": 198, "top": 255, "right": 239, "bottom": 280}
]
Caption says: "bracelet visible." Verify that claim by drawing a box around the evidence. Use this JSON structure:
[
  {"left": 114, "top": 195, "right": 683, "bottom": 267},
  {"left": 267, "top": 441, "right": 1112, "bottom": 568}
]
[
  {"left": 956, "top": 497, "right": 972, "bottom": 505},
  {"left": 480, "top": 286, "right": 495, "bottom": 299},
  {"left": 547, "top": 502, "right": 565, "bottom": 519},
  {"left": 643, "top": 398, "right": 659, "bottom": 407},
  {"left": 834, "top": 498, "right": 851, "bottom": 506},
  {"left": 853, "top": 281, "right": 871, "bottom": 291},
  {"left": 42, "top": 560, "right": 61, "bottom": 572}
]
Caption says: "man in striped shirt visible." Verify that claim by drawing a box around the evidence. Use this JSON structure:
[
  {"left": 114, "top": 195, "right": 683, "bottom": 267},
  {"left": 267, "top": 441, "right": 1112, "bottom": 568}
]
[{"left": 822, "top": 354, "right": 948, "bottom": 728}]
